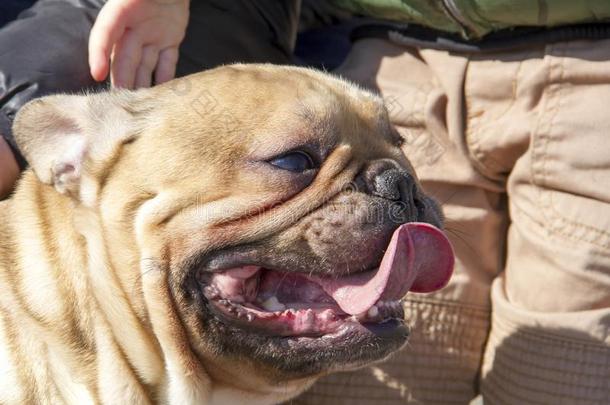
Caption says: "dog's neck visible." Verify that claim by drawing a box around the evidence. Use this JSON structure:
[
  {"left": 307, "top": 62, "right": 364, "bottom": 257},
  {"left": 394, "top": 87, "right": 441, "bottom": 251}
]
[
  {"left": 0, "top": 172, "right": 169, "bottom": 401},
  {"left": 0, "top": 172, "right": 306, "bottom": 404}
]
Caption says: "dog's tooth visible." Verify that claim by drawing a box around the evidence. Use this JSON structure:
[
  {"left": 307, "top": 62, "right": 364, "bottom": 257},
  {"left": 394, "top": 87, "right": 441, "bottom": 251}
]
[
  {"left": 261, "top": 296, "right": 285, "bottom": 312},
  {"left": 218, "top": 299, "right": 229, "bottom": 306},
  {"left": 367, "top": 305, "right": 379, "bottom": 318},
  {"left": 319, "top": 309, "right": 335, "bottom": 322},
  {"left": 303, "top": 309, "right": 315, "bottom": 327},
  {"left": 203, "top": 287, "right": 220, "bottom": 299},
  {"left": 246, "top": 313, "right": 255, "bottom": 322}
]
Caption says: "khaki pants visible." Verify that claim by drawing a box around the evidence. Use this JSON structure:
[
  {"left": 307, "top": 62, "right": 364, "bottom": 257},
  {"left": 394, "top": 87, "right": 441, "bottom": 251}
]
[{"left": 294, "top": 38, "right": 610, "bottom": 404}]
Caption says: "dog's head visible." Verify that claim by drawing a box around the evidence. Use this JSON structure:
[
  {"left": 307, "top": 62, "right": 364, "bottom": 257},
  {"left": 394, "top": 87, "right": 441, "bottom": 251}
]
[{"left": 14, "top": 65, "right": 453, "bottom": 400}]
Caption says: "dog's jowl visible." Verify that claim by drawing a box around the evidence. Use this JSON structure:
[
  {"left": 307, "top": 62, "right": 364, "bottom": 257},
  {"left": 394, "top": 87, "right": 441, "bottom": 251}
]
[{"left": 0, "top": 65, "right": 454, "bottom": 404}]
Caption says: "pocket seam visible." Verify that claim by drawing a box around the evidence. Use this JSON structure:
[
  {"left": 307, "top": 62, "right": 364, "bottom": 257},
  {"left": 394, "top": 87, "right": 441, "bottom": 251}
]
[{"left": 531, "top": 44, "right": 610, "bottom": 250}]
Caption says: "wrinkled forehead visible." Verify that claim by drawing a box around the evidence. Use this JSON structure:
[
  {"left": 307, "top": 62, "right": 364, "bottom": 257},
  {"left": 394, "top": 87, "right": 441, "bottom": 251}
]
[{"left": 144, "top": 66, "right": 395, "bottom": 165}]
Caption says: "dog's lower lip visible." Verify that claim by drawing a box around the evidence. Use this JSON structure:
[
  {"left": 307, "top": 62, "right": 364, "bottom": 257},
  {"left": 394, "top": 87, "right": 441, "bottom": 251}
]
[{"left": 198, "top": 266, "right": 406, "bottom": 337}]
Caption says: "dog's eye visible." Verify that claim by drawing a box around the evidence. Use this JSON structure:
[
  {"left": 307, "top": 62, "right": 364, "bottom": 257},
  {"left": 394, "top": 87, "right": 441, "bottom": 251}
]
[{"left": 268, "top": 151, "right": 315, "bottom": 172}]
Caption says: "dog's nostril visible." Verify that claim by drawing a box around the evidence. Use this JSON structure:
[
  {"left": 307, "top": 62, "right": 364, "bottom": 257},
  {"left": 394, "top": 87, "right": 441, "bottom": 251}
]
[
  {"left": 373, "top": 170, "right": 403, "bottom": 201},
  {"left": 372, "top": 168, "right": 418, "bottom": 210},
  {"left": 357, "top": 159, "right": 417, "bottom": 206}
]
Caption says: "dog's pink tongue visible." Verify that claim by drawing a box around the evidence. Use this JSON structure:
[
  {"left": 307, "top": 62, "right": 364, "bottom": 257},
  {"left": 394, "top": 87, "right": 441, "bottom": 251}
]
[{"left": 315, "top": 223, "right": 454, "bottom": 315}]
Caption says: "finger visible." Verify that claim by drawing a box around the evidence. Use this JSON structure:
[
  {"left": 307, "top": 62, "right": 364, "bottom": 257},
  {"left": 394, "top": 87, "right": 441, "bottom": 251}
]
[
  {"left": 88, "top": 4, "right": 126, "bottom": 82},
  {"left": 154, "top": 47, "right": 179, "bottom": 85},
  {"left": 110, "top": 30, "right": 143, "bottom": 89},
  {"left": 134, "top": 45, "right": 159, "bottom": 89},
  {"left": 0, "top": 137, "right": 20, "bottom": 199}
]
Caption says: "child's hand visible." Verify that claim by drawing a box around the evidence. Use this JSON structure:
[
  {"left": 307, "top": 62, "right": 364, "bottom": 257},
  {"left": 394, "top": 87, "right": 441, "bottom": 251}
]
[
  {"left": 0, "top": 137, "right": 19, "bottom": 199},
  {"left": 88, "top": 0, "right": 190, "bottom": 89}
]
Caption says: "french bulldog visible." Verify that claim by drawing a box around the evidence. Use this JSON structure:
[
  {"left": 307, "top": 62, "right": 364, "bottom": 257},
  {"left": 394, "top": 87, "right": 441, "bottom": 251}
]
[{"left": 0, "top": 64, "right": 453, "bottom": 404}]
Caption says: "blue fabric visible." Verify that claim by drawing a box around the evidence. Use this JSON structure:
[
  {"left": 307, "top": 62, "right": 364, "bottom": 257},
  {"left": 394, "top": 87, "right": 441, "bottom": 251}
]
[
  {"left": 294, "top": 22, "right": 354, "bottom": 71},
  {"left": 0, "top": 0, "right": 37, "bottom": 28}
]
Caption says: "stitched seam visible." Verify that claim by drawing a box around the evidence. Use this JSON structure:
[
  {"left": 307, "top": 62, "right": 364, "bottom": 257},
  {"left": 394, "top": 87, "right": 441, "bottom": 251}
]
[
  {"left": 470, "top": 137, "right": 508, "bottom": 176},
  {"left": 465, "top": 60, "right": 522, "bottom": 178},
  {"left": 545, "top": 213, "right": 610, "bottom": 249},
  {"left": 464, "top": 61, "right": 489, "bottom": 176},
  {"left": 513, "top": 187, "right": 610, "bottom": 250},
  {"left": 533, "top": 43, "right": 610, "bottom": 248},
  {"left": 530, "top": 44, "right": 558, "bottom": 224},
  {"left": 549, "top": 198, "right": 610, "bottom": 240}
]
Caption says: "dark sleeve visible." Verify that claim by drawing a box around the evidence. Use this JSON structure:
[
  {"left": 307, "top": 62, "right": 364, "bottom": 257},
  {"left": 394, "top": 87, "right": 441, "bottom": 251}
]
[
  {"left": 0, "top": 0, "right": 300, "bottom": 169},
  {"left": 0, "top": 0, "right": 104, "bottom": 169},
  {"left": 176, "top": 0, "right": 301, "bottom": 76}
]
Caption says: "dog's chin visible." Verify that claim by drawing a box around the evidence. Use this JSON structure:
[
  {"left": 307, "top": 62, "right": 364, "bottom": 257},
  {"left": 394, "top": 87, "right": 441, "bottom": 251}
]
[
  {"left": 187, "top": 267, "right": 409, "bottom": 378},
  {"left": 206, "top": 313, "right": 408, "bottom": 379}
]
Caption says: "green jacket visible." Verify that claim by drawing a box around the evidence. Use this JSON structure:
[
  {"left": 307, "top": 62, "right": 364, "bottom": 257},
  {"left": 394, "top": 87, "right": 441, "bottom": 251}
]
[{"left": 332, "top": 0, "right": 610, "bottom": 38}]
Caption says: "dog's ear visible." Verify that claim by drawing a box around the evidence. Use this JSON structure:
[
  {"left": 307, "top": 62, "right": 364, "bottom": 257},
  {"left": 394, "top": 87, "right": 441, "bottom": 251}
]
[{"left": 13, "top": 91, "right": 145, "bottom": 202}]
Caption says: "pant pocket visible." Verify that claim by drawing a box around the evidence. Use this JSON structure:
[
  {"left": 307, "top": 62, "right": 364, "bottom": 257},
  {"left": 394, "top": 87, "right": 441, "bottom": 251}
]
[
  {"left": 506, "top": 40, "right": 610, "bottom": 313},
  {"left": 527, "top": 41, "right": 610, "bottom": 251}
]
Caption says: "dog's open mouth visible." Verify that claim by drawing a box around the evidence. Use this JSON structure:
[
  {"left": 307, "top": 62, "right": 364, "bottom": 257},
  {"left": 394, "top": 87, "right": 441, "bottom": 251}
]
[
  {"left": 200, "top": 266, "right": 410, "bottom": 337},
  {"left": 198, "top": 223, "right": 454, "bottom": 338}
]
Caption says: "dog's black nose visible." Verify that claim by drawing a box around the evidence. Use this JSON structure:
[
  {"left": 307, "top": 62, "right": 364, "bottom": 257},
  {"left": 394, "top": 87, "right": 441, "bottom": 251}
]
[{"left": 355, "top": 159, "right": 417, "bottom": 205}]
